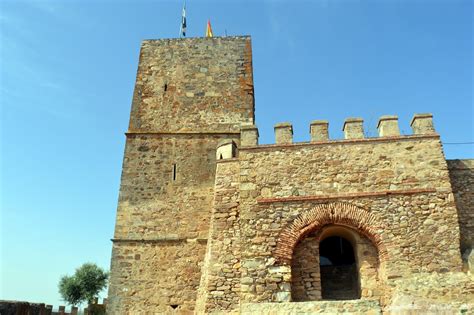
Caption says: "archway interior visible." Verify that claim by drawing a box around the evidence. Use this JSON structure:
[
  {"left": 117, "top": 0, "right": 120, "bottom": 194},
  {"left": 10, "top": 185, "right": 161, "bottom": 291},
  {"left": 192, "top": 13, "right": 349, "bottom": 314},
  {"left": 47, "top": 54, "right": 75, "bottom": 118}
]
[{"left": 319, "top": 236, "right": 359, "bottom": 300}]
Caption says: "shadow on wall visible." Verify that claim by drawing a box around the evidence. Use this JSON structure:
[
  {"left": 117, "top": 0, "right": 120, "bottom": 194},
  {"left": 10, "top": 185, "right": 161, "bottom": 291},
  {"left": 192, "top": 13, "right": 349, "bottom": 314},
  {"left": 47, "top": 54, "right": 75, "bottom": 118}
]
[
  {"left": 447, "top": 160, "right": 474, "bottom": 250},
  {"left": 447, "top": 159, "right": 474, "bottom": 272}
]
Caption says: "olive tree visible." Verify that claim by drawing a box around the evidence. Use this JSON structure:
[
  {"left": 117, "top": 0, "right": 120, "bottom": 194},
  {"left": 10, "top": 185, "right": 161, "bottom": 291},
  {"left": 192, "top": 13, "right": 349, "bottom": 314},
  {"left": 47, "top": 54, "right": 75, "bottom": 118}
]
[{"left": 59, "top": 263, "right": 109, "bottom": 306}]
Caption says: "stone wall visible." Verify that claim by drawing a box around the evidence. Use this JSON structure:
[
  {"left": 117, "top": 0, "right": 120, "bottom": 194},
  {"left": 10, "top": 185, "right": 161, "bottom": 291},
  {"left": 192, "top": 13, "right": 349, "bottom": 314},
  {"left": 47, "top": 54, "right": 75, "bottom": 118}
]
[
  {"left": 386, "top": 271, "right": 474, "bottom": 313},
  {"left": 108, "top": 135, "right": 236, "bottom": 313},
  {"left": 240, "top": 136, "right": 452, "bottom": 198},
  {"left": 0, "top": 301, "right": 80, "bottom": 315},
  {"left": 291, "top": 235, "right": 321, "bottom": 301},
  {"left": 196, "top": 159, "right": 241, "bottom": 313},
  {"left": 108, "top": 34, "right": 472, "bottom": 314},
  {"left": 128, "top": 37, "right": 254, "bottom": 133},
  {"left": 448, "top": 159, "right": 474, "bottom": 252},
  {"left": 108, "top": 241, "right": 206, "bottom": 313},
  {"left": 237, "top": 134, "right": 462, "bottom": 304},
  {"left": 113, "top": 134, "right": 237, "bottom": 240},
  {"left": 0, "top": 301, "right": 54, "bottom": 315},
  {"left": 241, "top": 300, "right": 382, "bottom": 315},
  {"left": 108, "top": 36, "right": 255, "bottom": 313}
]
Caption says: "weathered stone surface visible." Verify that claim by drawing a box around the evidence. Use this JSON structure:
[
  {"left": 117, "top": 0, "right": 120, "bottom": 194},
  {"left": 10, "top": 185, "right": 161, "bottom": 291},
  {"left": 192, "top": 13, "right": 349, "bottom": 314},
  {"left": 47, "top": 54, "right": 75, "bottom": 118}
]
[
  {"left": 377, "top": 115, "right": 400, "bottom": 137},
  {"left": 310, "top": 120, "right": 329, "bottom": 142},
  {"left": 128, "top": 37, "right": 254, "bottom": 133},
  {"left": 241, "top": 125, "right": 259, "bottom": 147},
  {"left": 448, "top": 159, "right": 474, "bottom": 253},
  {"left": 0, "top": 301, "right": 51, "bottom": 315},
  {"left": 410, "top": 113, "right": 435, "bottom": 135},
  {"left": 241, "top": 299, "right": 382, "bottom": 314},
  {"left": 274, "top": 123, "right": 293, "bottom": 144},
  {"left": 343, "top": 117, "right": 364, "bottom": 139},
  {"left": 109, "top": 36, "right": 473, "bottom": 314},
  {"left": 387, "top": 272, "right": 474, "bottom": 314},
  {"left": 109, "top": 241, "right": 207, "bottom": 313},
  {"left": 108, "top": 36, "right": 255, "bottom": 314},
  {"left": 195, "top": 160, "right": 242, "bottom": 313},
  {"left": 216, "top": 140, "right": 237, "bottom": 160}
]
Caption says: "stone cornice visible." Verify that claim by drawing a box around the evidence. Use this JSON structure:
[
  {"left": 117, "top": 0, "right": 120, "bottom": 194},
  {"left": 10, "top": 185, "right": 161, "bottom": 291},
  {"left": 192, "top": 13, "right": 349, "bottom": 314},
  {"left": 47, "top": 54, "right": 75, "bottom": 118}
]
[
  {"left": 256, "top": 188, "right": 439, "bottom": 204},
  {"left": 126, "top": 131, "right": 241, "bottom": 136},
  {"left": 111, "top": 238, "right": 208, "bottom": 244},
  {"left": 240, "top": 134, "right": 440, "bottom": 152}
]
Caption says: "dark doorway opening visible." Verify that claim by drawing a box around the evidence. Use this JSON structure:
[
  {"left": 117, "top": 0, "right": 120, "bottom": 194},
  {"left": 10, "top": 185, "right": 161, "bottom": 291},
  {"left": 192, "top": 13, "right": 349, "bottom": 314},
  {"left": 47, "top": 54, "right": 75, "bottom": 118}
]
[{"left": 319, "top": 236, "right": 359, "bottom": 300}]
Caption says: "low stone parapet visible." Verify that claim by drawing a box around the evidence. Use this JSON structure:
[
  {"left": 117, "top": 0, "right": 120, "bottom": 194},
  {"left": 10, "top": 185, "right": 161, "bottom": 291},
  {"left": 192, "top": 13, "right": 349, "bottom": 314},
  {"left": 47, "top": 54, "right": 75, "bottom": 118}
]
[{"left": 241, "top": 299, "right": 382, "bottom": 314}]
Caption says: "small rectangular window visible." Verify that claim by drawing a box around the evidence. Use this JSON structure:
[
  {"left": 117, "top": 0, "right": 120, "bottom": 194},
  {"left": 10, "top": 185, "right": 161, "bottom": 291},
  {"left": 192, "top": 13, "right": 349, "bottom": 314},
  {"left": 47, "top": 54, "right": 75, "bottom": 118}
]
[{"left": 172, "top": 163, "right": 177, "bottom": 181}]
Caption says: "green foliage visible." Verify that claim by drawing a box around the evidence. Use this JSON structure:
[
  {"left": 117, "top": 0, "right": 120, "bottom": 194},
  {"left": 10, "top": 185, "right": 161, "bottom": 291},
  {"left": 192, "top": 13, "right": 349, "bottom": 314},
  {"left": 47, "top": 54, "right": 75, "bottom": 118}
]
[
  {"left": 59, "top": 275, "right": 83, "bottom": 306},
  {"left": 75, "top": 263, "right": 109, "bottom": 304},
  {"left": 58, "top": 263, "right": 109, "bottom": 306}
]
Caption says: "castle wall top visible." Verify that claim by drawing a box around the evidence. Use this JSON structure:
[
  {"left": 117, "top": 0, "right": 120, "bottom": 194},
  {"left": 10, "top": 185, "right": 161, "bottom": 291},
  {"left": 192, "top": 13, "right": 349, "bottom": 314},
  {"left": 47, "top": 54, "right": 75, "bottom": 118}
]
[
  {"left": 141, "top": 35, "right": 251, "bottom": 43},
  {"left": 237, "top": 119, "right": 450, "bottom": 198},
  {"left": 240, "top": 113, "right": 437, "bottom": 148},
  {"left": 128, "top": 36, "right": 255, "bottom": 133}
]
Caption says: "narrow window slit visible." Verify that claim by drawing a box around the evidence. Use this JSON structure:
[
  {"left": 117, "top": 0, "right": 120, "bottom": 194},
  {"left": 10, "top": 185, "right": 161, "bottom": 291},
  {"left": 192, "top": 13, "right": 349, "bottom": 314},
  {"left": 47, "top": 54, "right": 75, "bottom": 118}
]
[
  {"left": 164, "top": 83, "right": 168, "bottom": 91},
  {"left": 172, "top": 163, "right": 177, "bottom": 181}
]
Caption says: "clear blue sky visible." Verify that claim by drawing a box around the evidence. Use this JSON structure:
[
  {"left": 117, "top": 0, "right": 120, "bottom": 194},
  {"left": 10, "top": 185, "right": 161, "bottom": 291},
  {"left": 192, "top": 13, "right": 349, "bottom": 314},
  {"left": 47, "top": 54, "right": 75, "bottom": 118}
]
[{"left": 1, "top": 0, "right": 472, "bottom": 308}]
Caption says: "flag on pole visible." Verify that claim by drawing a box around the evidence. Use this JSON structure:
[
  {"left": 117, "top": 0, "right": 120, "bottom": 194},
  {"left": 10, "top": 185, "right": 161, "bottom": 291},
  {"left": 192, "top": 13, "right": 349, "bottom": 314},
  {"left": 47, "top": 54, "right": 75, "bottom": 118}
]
[
  {"left": 206, "top": 19, "right": 213, "bottom": 38},
  {"left": 180, "top": 3, "right": 186, "bottom": 37}
]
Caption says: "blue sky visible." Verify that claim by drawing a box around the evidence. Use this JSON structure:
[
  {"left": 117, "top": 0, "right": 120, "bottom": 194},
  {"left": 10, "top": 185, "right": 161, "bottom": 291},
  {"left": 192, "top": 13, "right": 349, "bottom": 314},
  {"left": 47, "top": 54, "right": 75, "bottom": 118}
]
[{"left": 1, "top": 0, "right": 472, "bottom": 309}]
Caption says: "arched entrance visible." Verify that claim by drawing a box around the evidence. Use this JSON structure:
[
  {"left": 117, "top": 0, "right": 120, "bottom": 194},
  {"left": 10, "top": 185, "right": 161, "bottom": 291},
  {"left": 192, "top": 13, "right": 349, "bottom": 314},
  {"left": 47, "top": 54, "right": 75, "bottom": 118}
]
[
  {"left": 277, "top": 203, "right": 385, "bottom": 302},
  {"left": 319, "top": 235, "right": 359, "bottom": 300},
  {"left": 291, "top": 226, "right": 363, "bottom": 301}
]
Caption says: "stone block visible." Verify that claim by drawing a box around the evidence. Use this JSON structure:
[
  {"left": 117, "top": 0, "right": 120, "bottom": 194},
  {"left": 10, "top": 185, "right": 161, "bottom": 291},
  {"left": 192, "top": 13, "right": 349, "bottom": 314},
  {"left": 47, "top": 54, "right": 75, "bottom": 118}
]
[
  {"left": 241, "top": 125, "right": 259, "bottom": 147},
  {"left": 343, "top": 117, "right": 364, "bottom": 139},
  {"left": 410, "top": 113, "right": 435, "bottom": 134},
  {"left": 310, "top": 120, "right": 329, "bottom": 141},
  {"left": 377, "top": 115, "right": 400, "bottom": 137},
  {"left": 274, "top": 122, "right": 293, "bottom": 144},
  {"left": 216, "top": 140, "right": 237, "bottom": 160},
  {"left": 273, "top": 291, "right": 291, "bottom": 302}
]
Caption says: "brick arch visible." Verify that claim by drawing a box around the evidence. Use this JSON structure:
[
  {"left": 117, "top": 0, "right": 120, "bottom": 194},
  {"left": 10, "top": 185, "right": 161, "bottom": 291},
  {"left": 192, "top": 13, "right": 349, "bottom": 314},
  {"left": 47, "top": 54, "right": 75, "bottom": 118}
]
[{"left": 274, "top": 202, "right": 388, "bottom": 265}]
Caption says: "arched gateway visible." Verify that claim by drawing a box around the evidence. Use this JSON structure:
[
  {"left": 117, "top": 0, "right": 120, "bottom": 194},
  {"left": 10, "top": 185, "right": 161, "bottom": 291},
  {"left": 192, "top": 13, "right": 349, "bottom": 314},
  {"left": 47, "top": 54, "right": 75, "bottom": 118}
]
[
  {"left": 275, "top": 203, "right": 386, "bottom": 301},
  {"left": 107, "top": 33, "right": 470, "bottom": 313}
]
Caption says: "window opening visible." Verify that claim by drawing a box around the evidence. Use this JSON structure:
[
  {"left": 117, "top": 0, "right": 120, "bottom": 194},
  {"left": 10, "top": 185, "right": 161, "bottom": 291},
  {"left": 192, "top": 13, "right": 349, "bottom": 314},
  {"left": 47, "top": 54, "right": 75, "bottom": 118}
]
[
  {"left": 319, "top": 236, "right": 359, "bottom": 300},
  {"left": 172, "top": 163, "right": 177, "bottom": 181}
]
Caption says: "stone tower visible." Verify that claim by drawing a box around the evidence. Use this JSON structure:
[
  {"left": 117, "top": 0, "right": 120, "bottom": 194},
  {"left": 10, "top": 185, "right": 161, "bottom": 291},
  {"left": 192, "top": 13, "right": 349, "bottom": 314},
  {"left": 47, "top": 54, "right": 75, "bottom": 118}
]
[
  {"left": 108, "top": 36, "right": 255, "bottom": 313},
  {"left": 109, "top": 36, "right": 474, "bottom": 314}
]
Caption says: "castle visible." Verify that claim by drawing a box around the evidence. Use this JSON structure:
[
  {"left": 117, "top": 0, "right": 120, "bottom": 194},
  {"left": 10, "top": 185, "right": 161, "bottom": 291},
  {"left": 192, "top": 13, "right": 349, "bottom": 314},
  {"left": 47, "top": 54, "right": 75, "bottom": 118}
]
[{"left": 108, "top": 36, "right": 473, "bottom": 314}]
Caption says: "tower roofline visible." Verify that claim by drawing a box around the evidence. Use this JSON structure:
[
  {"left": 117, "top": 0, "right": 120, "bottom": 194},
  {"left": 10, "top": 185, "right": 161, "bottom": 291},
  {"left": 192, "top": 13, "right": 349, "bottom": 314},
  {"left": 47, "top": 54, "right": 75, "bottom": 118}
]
[{"left": 142, "top": 35, "right": 251, "bottom": 43}]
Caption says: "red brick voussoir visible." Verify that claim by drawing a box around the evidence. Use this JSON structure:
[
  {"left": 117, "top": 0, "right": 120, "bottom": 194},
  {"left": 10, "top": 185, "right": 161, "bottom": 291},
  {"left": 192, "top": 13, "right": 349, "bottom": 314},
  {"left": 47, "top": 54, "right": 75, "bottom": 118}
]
[{"left": 274, "top": 202, "right": 389, "bottom": 265}]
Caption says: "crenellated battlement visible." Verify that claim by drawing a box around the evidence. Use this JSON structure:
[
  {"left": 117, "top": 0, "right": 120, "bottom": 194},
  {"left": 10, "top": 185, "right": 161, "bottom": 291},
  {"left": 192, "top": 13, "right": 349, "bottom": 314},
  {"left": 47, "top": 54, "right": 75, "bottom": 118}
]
[
  {"left": 240, "top": 113, "right": 436, "bottom": 148},
  {"left": 111, "top": 35, "right": 473, "bottom": 314}
]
